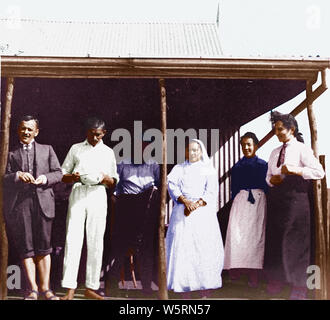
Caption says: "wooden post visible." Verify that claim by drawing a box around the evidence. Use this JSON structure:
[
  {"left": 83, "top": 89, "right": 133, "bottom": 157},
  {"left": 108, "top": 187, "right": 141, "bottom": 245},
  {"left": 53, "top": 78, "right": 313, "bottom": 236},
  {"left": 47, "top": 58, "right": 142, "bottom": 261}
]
[
  {"left": 319, "top": 155, "right": 330, "bottom": 298},
  {"left": 158, "top": 78, "right": 168, "bottom": 300},
  {"left": 0, "top": 77, "right": 15, "bottom": 300},
  {"left": 306, "top": 80, "right": 327, "bottom": 300}
]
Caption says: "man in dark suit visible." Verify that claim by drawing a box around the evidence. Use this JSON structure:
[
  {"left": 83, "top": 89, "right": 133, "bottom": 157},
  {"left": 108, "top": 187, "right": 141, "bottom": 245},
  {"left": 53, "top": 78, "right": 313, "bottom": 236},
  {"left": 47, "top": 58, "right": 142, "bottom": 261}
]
[{"left": 3, "top": 115, "right": 63, "bottom": 300}]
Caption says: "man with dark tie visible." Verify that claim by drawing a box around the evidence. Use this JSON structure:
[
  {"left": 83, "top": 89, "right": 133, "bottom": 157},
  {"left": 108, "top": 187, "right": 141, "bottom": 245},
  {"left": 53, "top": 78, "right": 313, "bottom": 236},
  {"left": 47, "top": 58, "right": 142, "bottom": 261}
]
[{"left": 3, "top": 115, "right": 63, "bottom": 300}]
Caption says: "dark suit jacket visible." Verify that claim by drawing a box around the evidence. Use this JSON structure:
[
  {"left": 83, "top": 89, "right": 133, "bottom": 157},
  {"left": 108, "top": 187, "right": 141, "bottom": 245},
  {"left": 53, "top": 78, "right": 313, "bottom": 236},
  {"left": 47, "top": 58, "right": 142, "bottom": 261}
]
[{"left": 3, "top": 142, "right": 63, "bottom": 219}]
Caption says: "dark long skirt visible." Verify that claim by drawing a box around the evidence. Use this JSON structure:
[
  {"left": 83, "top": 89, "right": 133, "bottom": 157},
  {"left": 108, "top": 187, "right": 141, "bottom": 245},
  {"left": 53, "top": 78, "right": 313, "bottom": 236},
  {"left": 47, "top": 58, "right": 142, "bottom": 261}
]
[
  {"left": 106, "top": 186, "right": 159, "bottom": 291},
  {"left": 264, "top": 175, "right": 311, "bottom": 287}
]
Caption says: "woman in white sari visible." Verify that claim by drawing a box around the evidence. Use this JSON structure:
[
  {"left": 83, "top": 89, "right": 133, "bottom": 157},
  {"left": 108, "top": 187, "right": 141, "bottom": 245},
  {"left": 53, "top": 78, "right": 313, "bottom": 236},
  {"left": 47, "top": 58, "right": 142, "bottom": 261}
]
[{"left": 166, "top": 139, "right": 224, "bottom": 298}]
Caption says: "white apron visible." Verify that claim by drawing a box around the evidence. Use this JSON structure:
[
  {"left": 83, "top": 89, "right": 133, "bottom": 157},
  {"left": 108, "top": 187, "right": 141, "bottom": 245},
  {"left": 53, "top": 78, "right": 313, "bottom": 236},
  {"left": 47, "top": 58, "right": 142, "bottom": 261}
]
[{"left": 224, "top": 189, "right": 266, "bottom": 269}]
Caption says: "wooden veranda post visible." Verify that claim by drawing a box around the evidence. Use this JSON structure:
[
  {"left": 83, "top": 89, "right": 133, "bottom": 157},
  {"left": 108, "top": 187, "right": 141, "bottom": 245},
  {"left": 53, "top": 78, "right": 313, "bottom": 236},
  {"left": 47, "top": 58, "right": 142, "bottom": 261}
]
[
  {"left": 158, "top": 78, "right": 168, "bottom": 300},
  {"left": 306, "top": 80, "right": 327, "bottom": 300},
  {"left": 319, "top": 156, "right": 330, "bottom": 298},
  {"left": 0, "top": 77, "right": 15, "bottom": 300}
]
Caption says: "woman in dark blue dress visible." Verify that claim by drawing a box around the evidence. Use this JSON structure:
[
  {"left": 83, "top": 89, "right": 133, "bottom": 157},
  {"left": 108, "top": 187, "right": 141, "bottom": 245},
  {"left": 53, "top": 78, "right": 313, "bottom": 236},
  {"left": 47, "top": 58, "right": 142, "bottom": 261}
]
[{"left": 224, "top": 132, "right": 268, "bottom": 288}]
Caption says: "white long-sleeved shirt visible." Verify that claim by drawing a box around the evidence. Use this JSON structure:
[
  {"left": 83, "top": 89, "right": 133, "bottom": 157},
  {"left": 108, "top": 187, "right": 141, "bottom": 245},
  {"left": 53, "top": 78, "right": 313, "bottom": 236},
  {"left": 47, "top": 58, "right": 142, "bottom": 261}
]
[
  {"left": 62, "top": 139, "right": 119, "bottom": 184},
  {"left": 266, "top": 137, "right": 324, "bottom": 187}
]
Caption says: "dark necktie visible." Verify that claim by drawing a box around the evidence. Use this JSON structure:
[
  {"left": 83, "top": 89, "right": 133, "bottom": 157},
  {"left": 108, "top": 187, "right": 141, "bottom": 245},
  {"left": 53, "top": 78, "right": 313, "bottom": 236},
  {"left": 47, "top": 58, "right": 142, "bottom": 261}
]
[
  {"left": 23, "top": 143, "right": 33, "bottom": 173},
  {"left": 276, "top": 143, "right": 287, "bottom": 167}
]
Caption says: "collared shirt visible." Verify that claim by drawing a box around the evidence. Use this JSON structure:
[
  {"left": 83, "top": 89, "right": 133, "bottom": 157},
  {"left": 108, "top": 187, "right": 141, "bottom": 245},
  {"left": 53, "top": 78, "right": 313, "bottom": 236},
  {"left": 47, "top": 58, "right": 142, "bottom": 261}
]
[
  {"left": 20, "top": 139, "right": 34, "bottom": 150},
  {"left": 62, "top": 139, "right": 119, "bottom": 184},
  {"left": 115, "top": 159, "right": 160, "bottom": 195},
  {"left": 16, "top": 140, "right": 47, "bottom": 184},
  {"left": 266, "top": 137, "right": 324, "bottom": 187}
]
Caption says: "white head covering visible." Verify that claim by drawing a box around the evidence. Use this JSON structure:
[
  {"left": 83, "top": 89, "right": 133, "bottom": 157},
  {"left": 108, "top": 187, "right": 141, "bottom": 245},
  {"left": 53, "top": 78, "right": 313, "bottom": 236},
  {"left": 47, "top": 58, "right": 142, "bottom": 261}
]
[
  {"left": 189, "top": 139, "right": 216, "bottom": 177},
  {"left": 190, "top": 139, "right": 211, "bottom": 165}
]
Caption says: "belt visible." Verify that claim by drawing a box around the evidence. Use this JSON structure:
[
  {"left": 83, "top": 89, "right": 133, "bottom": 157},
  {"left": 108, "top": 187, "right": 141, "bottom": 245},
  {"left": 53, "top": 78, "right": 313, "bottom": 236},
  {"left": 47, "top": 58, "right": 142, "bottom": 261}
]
[{"left": 74, "top": 181, "right": 103, "bottom": 187}]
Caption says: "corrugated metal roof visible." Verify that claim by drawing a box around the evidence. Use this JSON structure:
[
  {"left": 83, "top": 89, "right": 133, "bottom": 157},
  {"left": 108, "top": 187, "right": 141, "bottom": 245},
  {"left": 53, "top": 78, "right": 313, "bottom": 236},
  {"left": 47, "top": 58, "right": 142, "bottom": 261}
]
[{"left": 0, "top": 18, "right": 223, "bottom": 58}]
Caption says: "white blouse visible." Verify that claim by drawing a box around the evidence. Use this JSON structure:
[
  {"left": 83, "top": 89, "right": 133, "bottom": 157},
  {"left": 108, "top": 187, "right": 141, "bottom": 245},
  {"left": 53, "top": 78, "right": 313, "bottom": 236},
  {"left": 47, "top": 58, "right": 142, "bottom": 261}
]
[{"left": 266, "top": 137, "right": 324, "bottom": 187}]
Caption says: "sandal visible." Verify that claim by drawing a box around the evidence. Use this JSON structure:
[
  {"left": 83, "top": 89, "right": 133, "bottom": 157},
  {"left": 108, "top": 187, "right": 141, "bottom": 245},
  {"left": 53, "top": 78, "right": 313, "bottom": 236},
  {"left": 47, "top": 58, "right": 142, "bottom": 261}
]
[
  {"left": 24, "top": 290, "right": 39, "bottom": 300},
  {"left": 40, "top": 289, "right": 60, "bottom": 300}
]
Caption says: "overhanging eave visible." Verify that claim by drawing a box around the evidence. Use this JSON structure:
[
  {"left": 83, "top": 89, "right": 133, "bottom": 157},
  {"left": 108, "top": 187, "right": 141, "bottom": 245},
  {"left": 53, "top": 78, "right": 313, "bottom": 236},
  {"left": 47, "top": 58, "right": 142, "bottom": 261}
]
[{"left": 1, "top": 56, "right": 329, "bottom": 80}]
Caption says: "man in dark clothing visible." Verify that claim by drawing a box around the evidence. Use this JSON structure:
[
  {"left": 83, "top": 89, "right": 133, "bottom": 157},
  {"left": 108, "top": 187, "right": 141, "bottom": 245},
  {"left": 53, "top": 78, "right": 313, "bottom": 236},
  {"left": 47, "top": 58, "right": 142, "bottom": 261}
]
[
  {"left": 105, "top": 143, "right": 160, "bottom": 296},
  {"left": 3, "top": 115, "right": 63, "bottom": 300}
]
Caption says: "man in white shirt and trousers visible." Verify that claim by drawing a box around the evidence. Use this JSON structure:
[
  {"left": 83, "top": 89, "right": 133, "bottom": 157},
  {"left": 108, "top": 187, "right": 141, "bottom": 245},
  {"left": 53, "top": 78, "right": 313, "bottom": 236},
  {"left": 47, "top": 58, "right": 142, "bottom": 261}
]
[{"left": 60, "top": 117, "right": 119, "bottom": 300}]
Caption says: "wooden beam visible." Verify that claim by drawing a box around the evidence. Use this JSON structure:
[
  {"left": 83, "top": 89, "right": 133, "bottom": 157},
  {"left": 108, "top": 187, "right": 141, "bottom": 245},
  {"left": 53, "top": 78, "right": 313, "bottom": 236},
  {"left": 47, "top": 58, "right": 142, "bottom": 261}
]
[
  {"left": 2, "top": 56, "right": 329, "bottom": 70},
  {"left": 306, "top": 80, "right": 327, "bottom": 300},
  {"left": 1, "top": 56, "right": 328, "bottom": 79},
  {"left": 0, "top": 77, "right": 15, "bottom": 300},
  {"left": 158, "top": 78, "right": 168, "bottom": 300},
  {"left": 0, "top": 68, "right": 319, "bottom": 80},
  {"left": 258, "top": 73, "right": 328, "bottom": 149}
]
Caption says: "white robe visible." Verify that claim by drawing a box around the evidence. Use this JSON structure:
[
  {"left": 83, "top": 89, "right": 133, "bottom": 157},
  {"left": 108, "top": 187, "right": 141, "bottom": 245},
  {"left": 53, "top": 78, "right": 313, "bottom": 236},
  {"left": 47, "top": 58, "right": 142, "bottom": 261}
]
[{"left": 166, "top": 160, "right": 224, "bottom": 292}]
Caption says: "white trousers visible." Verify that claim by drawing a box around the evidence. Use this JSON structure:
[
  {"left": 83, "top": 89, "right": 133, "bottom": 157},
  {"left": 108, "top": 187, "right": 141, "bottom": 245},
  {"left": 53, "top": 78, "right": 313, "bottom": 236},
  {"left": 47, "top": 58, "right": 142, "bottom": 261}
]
[{"left": 62, "top": 184, "right": 107, "bottom": 290}]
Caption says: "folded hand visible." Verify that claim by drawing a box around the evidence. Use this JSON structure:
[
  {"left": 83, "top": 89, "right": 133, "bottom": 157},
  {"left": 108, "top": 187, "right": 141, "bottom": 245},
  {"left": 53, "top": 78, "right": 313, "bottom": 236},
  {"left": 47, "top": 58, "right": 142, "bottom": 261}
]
[
  {"left": 34, "top": 175, "right": 46, "bottom": 185},
  {"left": 101, "top": 173, "right": 116, "bottom": 188},
  {"left": 183, "top": 199, "right": 200, "bottom": 216},
  {"left": 18, "top": 171, "right": 35, "bottom": 184}
]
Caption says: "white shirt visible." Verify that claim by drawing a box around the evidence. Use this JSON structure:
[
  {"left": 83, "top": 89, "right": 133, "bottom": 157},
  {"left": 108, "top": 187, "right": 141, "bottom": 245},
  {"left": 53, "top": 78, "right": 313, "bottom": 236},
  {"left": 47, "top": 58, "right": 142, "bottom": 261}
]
[
  {"left": 266, "top": 137, "right": 324, "bottom": 187},
  {"left": 62, "top": 139, "right": 119, "bottom": 183}
]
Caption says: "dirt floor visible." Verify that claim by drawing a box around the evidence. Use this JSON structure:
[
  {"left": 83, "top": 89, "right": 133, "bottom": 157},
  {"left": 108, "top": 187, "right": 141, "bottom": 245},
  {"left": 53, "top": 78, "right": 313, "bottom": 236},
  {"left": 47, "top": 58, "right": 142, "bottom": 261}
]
[{"left": 7, "top": 270, "right": 314, "bottom": 300}]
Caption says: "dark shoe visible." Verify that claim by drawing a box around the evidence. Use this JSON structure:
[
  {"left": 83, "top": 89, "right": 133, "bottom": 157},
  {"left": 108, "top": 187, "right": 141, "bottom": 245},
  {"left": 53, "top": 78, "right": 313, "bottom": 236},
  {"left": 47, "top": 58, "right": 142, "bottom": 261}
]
[
  {"left": 40, "top": 289, "right": 60, "bottom": 300},
  {"left": 24, "top": 290, "right": 39, "bottom": 300}
]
